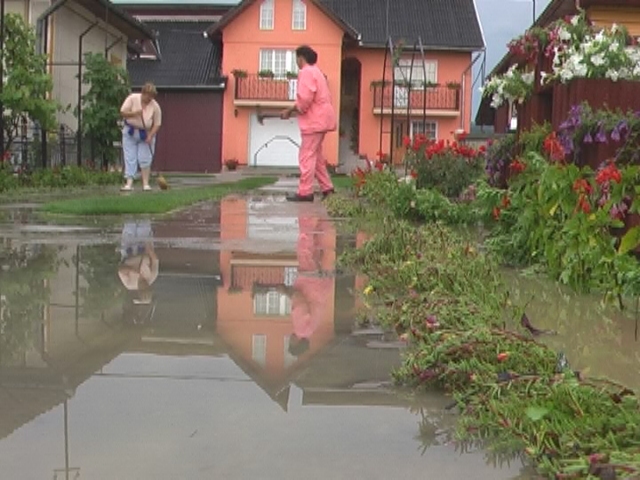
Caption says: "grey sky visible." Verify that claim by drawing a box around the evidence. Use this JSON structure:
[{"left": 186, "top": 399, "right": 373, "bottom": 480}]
[{"left": 472, "top": 0, "right": 553, "bottom": 114}]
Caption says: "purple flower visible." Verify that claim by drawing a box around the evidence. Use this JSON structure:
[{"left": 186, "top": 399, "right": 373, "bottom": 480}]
[
  {"left": 584, "top": 132, "right": 593, "bottom": 144},
  {"left": 595, "top": 128, "right": 607, "bottom": 143},
  {"left": 611, "top": 127, "right": 621, "bottom": 142}
]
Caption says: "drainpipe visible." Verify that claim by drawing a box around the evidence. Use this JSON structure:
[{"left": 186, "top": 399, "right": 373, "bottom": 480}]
[
  {"left": 105, "top": 36, "right": 123, "bottom": 58},
  {"left": 36, "top": 0, "right": 70, "bottom": 167},
  {"left": 459, "top": 49, "right": 485, "bottom": 131},
  {"left": 77, "top": 22, "right": 99, "bottom": 167}
]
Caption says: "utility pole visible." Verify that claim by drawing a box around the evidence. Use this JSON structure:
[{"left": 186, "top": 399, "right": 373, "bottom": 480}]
[
  {"left": 533, "top": 0, "right": 536, "bottom": 23},
  {"left": 0, "top": 0, "right": 5, "bottom": 161}
]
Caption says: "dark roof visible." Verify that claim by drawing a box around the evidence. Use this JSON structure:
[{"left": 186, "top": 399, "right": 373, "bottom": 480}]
[
  {"left": 320, "top": 0, "right": 485, "bottom": 50},
  {"left": 206, "top": 0, "right": 484, "bottom": 51},
  {"left": 128, "top": 21, "right": 224, "bottom": 88},
  {"left": 206, "top": 0, "right": 359, "bottom": 38}
]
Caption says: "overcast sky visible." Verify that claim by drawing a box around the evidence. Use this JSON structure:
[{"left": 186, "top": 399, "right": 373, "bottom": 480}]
[{"left": 472, "top": 0, "right": 553, "bottom": 114}]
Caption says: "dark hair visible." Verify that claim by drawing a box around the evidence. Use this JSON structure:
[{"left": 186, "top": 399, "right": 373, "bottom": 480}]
[
  {"left": 288, "top": 334, "right": 310, "bottom": 356},
  {"left": 296, "top": 45, "right": 318, "bottom": 65}
]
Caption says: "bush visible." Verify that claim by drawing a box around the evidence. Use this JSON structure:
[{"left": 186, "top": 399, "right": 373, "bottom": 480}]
[
  {"left": 404, "top": 136, "right": 485, "bottom": 198},
  {"left": 0, "top": 164, "right": 121, "bottom": 193}
]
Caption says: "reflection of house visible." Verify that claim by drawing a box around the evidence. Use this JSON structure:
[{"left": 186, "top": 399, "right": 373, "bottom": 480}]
[
  {"left": 207, "top": 0, "right": 485, "bottom": 167},
  {"left": 216, "top": 197, "right": 336, "bottom": 404},
  {"left": 4, "top": 0, "right": 156, "bottom": 130},
  {"left": 475, "top": 0, "right": 640, "bottom": 136}
]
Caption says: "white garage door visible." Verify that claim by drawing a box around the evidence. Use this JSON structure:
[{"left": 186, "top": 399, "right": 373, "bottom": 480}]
[{"left": 249, "top": 114, "right": 301, "bottom": 167}]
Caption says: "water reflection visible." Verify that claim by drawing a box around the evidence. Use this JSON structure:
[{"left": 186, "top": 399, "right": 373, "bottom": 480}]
[{"left": 0, "top": 197, "right": 526, "bottom": 479}]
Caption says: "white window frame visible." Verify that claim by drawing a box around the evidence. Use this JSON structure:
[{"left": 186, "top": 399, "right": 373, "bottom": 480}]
[
  {"left": 253, "top": 290, "right": 291, "bottom": 317},
  {"left": 292, "top": 0, "right": 307, "bottom": 30},
  {"left": 252, "top": 334, "right": 267, "bottom": 366},
  {"left": 259, "top": 49, "right": 298, "bottom": 78},
  {"left": 411, "top": 121, "right": 438, "bottom": 140},
  {"left": 259, "top": 0, "right": 274, "bottom": 30},
  {"left": 394, "top": 59, "right": 438, "bottom": 87}
]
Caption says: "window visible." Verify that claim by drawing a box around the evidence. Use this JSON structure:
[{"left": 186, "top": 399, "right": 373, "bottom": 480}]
[
  {"left": 292, "top": 0, "right": 306, "bottom": 30},
  {"left": 254, "top": 290, "right": 291, "bottom": 316},
  {"left": 260, "top": 0, "right": 274, "bottom": 30},
  {"left": 394, "top": 59, "right": 438, "bottom": 87},
  {"left": 252, "top": 334, "right": 267, "bottom": 366},
  {"left": 259, "top": 49, "right": 298, "bottom": 78},
  {"left": 411, "top": 121, "right": 437, "bottom": 140}
]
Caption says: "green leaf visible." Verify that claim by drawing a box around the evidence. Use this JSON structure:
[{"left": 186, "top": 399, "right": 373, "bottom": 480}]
[
  {"left": 618, "top": 226, "right": 640, "bottom": 255},
  {"left": 525, "top": 406, "right": 549, "bottom": 422}
]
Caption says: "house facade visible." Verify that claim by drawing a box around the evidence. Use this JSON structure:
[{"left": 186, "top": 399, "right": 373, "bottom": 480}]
[
  {"left": 5, "top": 0, "right": 155, "bottom": 131},
  {"left": 475, "top": 0, "right": 640, "bottom": 134},
  {"left": 207, "top": 0, "right": 485, "bottom": 169}
]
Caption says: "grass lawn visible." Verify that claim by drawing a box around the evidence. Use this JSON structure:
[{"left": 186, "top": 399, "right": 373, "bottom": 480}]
[
  {"left": 331, "top": 174, "right": 354, "bottom": 190},
  {"left": 41, "top": 177, "right": 276, "bottom": 215}
]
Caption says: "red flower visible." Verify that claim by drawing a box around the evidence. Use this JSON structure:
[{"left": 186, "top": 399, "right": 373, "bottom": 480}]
[
  {"left": 410, "top": 170, "right": 417, "bottom": 179},
  {"left": 492, "top": 206, "right": 501, "bottom": 220},
  {"left": 509, "top": 159, "right": 526, "bottom": 174},
  {"left": 497, "top": 352, "right": 509, "bottom": 362},
  {"left": 596, "top": 162, "right": 622, "bottom": 185},
  {"left": 575, "top": 194, "right": 591, "bottom": 214},
  {"left": 543, "top": 132, "right": 566, "bottom": 162},
  {"left": 501, "top": 195, "right": 511, "bottom": 208},
  {"left": 572, "top": 178, "right": 592, "bottom": 195},
  {"left": 402, "top": 135, "right": 411, "bottom": 148}
]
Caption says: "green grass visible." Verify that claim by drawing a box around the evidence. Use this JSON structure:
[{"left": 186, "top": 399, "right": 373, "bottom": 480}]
[
  {"left": 41, "top": 177, "right": 276, "bottom": 215},
  {"left": 331, "top": 174, "right": 354, "bottom": 190}
]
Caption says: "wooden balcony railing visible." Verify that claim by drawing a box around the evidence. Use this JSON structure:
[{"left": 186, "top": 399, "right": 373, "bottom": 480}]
[
  {"left": 234, "top": 74, "right": 298, "bottom": 102},
  {"left": 371, "top": 84, "right": 460, "bottom": 112}
]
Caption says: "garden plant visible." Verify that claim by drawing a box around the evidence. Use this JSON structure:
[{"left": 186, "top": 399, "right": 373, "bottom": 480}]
[{"left": 325, "top": 92, "right": 640, "bottom": 478}]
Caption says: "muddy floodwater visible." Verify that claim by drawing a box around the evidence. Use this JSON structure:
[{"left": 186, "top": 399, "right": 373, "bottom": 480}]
[{"left": 1, "top": 187, "right": 633, "bottom": 479}]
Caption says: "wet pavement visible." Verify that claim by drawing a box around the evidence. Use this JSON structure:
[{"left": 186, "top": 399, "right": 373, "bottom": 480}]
[{"left": 0, "top": 187, "right": 530, "bottom": 480}]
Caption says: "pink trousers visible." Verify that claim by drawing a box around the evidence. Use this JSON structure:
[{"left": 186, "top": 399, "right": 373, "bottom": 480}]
[{"left": 298, "top": 132, "right": 334, "bottom": 196}]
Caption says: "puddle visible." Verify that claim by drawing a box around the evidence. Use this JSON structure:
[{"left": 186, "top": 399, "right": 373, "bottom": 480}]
[{"left": 0, "top": 195, "right": 529, "bottom": 479}]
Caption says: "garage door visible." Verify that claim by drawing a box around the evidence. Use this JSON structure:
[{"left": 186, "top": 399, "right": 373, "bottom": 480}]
[
  {"left": 249, "top": 114, "right": 301, "bottom": 167},
  {"left": 154, "top": 91, "right": 223, "bottom": 173}
]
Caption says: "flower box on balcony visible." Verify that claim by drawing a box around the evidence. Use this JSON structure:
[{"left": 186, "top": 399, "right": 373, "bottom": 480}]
[{"left": 235, "top": 74, "right": 298, "bottom": 103}]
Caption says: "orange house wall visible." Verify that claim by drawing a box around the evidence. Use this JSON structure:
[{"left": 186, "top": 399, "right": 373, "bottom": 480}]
[
  {"left": 220, "top": 0, "right": 344, "bottom": 166},
  {"left": 217, "top": 197, "right": 337, "bottom": 380},
  {"left": 345, "top": 48, "right": 474, "bottom": 159}
]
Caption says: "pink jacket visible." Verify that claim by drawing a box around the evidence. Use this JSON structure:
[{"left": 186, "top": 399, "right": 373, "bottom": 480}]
[{"left": 295, "top": 65, "right": 337, "bottom": 134}]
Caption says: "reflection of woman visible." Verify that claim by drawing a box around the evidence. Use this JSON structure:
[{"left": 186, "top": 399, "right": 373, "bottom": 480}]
[
  {"left": 120, "top": 82, "right": 162, "bottom": 192},
  {"left": 118, "top": 221, "right": 159, "bottom": 324},
  {"left": 288, "top": 213, "right": 332, "bottom": 356},
  {"left": 280, "top": 45, "right": 336, "bottom": 202}
]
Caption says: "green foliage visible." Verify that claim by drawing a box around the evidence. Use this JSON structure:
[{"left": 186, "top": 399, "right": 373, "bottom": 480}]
[
  {"left": 0, "top": 164, "right": 121, "bottom": 193},
  {"left": 80, "top": 53, "right": 131, "bottom": 165},
  {"left": 341, "top": 214, "right": 640, "bottom": 479},
  {"left": 478, "top": 151, "right": 640, "bottom": 303},
  {"left": 0, "top": 13, "right": 57, "bottom": 151},
  {"left": 41, "top": 176, "right": 277, "bottom": 215}
]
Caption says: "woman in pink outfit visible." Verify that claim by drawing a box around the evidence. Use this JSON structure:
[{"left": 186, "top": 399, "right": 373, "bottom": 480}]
[{"left": 281, "top": 45, "right": 336, "bottom": 202}]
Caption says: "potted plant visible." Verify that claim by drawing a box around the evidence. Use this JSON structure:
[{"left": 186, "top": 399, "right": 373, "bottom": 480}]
[
  {"left": 258, "top": 69, "right": 275, "bottom": 79},
  {"left": 446, "top": 81, "right": 461, "bottom": 90},
  {"left": 224, "top": 158, "right": 239, "bottom": 171},
  {"left": 423, "top": 81, "right": 439, "bottom": 89},
  {"left": 285, "top": 71, "right": 298, "bottom": 79},
  {"left": 231, "top": 69, "right": 248, "bottom": 78}
]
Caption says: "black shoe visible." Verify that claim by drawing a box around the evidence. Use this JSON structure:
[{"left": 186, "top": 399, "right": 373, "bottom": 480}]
[
  {"left": 286, "top": 193, "right": 314, "bottom": 202},
  {"left": 322, "top": 188, "right": 335, "bottom": 200}
]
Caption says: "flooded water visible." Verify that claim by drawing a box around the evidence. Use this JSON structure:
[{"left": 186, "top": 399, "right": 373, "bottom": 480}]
[{"left": 0, "top": 192, "right": 530, "bottom": 479}]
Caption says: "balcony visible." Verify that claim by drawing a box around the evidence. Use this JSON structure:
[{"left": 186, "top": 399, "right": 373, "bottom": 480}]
[
  {"left": 234, "top": 74, "right": 298, "bottom": 107},
  {"left": 371, "top": 84, "right": 460, "bottom": 116}
]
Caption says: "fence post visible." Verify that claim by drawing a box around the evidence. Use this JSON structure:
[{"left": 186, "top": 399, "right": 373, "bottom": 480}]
[{"left": 59, "top": 125, "right": 66, "bottom": 167}]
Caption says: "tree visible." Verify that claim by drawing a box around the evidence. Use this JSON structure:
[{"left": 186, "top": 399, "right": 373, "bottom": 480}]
[
  {"left": 0, "top": 13, "right": 57, "bottom": 152},
  {"left": 81, "top": 53, "right": 130, "bottom": 167}
]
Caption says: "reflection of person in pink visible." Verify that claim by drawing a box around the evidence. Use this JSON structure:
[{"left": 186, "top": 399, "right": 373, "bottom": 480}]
[
  {"left": 288, "top": 213, "right": 333, "bottom": 356},
  {"left": 280, "top": 45, "right": 336, "bottom": 203}
]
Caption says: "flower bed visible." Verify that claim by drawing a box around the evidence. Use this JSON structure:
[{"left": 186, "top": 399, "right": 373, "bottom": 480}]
[
  {"left": 325, "top": 182, "right": 640, "bottom": 478},
  {"left": 0, "top": 164, "right": 122, "bottom": 193}
]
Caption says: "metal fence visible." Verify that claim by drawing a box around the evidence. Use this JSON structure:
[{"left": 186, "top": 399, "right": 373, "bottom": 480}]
[{"left": 5, "top": 122, "right": 122, "bottom": 170}]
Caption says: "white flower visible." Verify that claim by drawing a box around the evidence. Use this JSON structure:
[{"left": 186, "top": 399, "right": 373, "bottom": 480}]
[
  {"left": 559, "top": 28, "right": 571, "bottom": 41},
  {"left": 571, "top": 15, "right": 580, "bottom": 26},
  {"left": 591, "top": 53, "right": 605, "bottom": 66},
  {"left": 607, "top": 69, "right": 620, "bottom": 81},
  {"left": 522, "top": 72, "right": 535, "bottom": 84}
]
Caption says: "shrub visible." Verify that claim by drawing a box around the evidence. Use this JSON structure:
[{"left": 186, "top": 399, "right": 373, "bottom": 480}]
[{"left": 403, "top": 136, "right": 485, "bottom": 198}]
